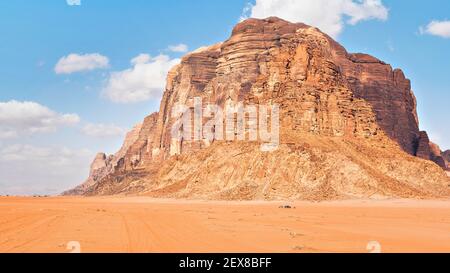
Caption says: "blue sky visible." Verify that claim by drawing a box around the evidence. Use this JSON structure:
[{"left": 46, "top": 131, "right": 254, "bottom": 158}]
[{"left": 0, "top": 0, "right": 449, "bottom": 195}]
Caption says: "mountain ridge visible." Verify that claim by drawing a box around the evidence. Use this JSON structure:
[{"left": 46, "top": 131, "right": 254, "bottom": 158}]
[{"left": 64, "top": 17, "right": 449, "bottom": 200}]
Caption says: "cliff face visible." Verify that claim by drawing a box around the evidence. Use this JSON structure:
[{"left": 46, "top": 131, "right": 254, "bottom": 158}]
[
  {"left": 337, "top": 54, "right": 419, "bottom": 155},
  {"left": 62, "top": 153, "right": 110, "bottom": 195},
  {"left": 414, "top": 131, "right": 448, "bottom": 170},
  {"left": 63, "top": 116, "right": 157, "bottom": 196},
  {"left": 65, "top": 17, "right": 449, "bottom": 199},
  {"left": 443, "top": 150, "right": 450, "bottom": 168}
]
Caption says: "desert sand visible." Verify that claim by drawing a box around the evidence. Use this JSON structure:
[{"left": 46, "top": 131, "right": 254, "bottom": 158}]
[{"left": 0, "top": 196, "right": 449, "bottom": 253}]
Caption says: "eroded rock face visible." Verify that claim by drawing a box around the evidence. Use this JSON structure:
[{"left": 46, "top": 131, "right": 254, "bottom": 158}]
[
  {"left": 120, "top": 113, "right": 159, "bottom": 171},
  {"left": 63, "top": 115, "right": 158, "bottom": 196},
  {"left": 416, "top": 131, "right": 432, "bottom": 159},
  {"left": 62, "top": 153, "right": 110, "bottom": 195},
  {"left": 415, "top": 132, "right": 447, "bottom": 169},
  {"left": 65, "top": 17, "right": 449, "bottom": 198},
  {"left": 148, "top": 17, "right": 424, "bottom": 161},
  {"left": 443, "top": 150, "right": 450, "bottom": 168},
  {"left": 337, "top": 54, "right": 420, "bottom": 155}
]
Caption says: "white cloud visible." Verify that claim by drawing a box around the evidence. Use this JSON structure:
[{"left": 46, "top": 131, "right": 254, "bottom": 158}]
[
  {"left": 67, "top": 0, "right": 81, "bottom": 6},
  {"left": 55, "top": 53, "right": 109, "bottom": 74},
  {"left": 103, "top": 54, "right": 180, "bottom": 104},
  {"left": 131, "top": 53, "right": 152, "bottom": 65},
  {"left": 420, "top": 20, "right": 450, "bottom": 38},
  {"left": 0, "top": 144, "right": 90, "bottom": 163},
  {"left": 242, "top": 0, "right": 388, "bottom": 38},
  {"left": 82, "top": 123, "right": 127, "bottom": 138},
  {"left": 0, "top": 144, "right": 93, "bottom": 195},
  {"left": 0, "top": 100, "right": 80, "bottom": 138},
  {"left": 168, "top": 43, "right": 189, "bottom": 53}
]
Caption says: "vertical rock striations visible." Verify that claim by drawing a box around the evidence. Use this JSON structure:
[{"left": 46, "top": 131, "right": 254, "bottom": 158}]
[
  {"left": 443, "top": 150, "right": 450, "bottom": 169},
  {"left": 65, "top": 17, "right": 449, "bottom": 199},
  {"left": 415, "top": 131, "right": 447, "bottom": 169}
]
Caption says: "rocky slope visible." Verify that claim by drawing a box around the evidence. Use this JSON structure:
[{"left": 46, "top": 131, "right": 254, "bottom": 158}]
[{"left": 65, "top": 17, "right": 450, "bottom": 200}]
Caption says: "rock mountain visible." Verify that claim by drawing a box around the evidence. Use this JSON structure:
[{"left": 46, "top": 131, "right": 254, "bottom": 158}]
[{"left": 64, "top": 17, "right": 449, "bottom": 200}]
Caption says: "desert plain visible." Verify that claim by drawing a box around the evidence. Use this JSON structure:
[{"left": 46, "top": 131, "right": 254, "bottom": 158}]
[{"left": 0, "top": 196, "right": 449, "bottom": 253}]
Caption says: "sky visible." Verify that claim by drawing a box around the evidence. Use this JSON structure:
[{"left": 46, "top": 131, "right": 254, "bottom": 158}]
[{"left": 0, "top": 0, "right": 449, "bottom": 195}]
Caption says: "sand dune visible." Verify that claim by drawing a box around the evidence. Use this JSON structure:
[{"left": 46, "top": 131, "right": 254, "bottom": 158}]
[{"left": 0, "top": 197, "right": 449, "bottom": 253}]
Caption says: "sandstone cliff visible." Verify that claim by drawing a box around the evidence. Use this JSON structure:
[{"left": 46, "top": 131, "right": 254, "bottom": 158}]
[
  {"left": 65, "top": 17, "right": 450, "bottom": 200},
  {"left": 442, "top": 150, "right": 450, "bottom": 167},
  {"left": 443, "top": 150, "right": 450, "bottom": 176},
  {"left": 63, "top": 119, "right": 153, "bottom": 195}
]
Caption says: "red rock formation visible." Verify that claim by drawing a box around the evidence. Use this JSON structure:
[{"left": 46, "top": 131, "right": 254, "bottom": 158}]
[
  {"left": 65, "top": 17, "right": 449, "bottom": 199},
  {"left": 62, "top": 153, "right": 111, "bottom": 195},
  {"left": 148, "top": 17, "right": 426, "bottom": 161},
  {"left": 120, "top": 113, "right": 159, "bottom": 171},
  {"left": 429, "top": 142, "right": 447, "bottom": 169},
  {"left": 63, "top": 119, "right": 156, "bottom": 195},
  {"left": 150, "top": 18, "right": 381, "bottom": 162},
  {"left": 443, "top": 150, "right": 450, "bottom": 169},
  {"left": 415, "top": 131, "right": 447, "bottom": 169},
  {"left": 416, "top": 131, "right": 432, "bottom": 159},
  {"left": 337, "top": 54, "right": 420, "bottom": 156}
]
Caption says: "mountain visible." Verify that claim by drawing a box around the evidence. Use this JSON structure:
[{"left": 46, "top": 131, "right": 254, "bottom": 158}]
[
  {"left": 441, "top": 150, "right": 450, "bottom": 174},
  {"left": 64, "top": 17, "right": 450, "bottom": 200}
]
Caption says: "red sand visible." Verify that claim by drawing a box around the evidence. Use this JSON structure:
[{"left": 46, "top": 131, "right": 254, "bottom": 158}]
[{"left": 0, "top": 197, "right": 449, "bottom": 253}]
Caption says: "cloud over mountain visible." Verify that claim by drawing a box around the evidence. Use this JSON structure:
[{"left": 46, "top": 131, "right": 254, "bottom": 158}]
[
  {"left": 103, "top": 54, "right": 180, "bottom": 104},
  {"left": 168, "top": 44, "right": 189, "bottom": 53},
  {"left": 242, "top": 0, "right": 388, "bottom": 38}
]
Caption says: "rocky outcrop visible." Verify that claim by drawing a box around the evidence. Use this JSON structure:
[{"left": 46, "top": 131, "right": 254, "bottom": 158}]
[
  {"left": 65, "top": 17, "right": 449, "bottom": 199},
  {"left": 443, "top": 150, "right": 450, "bottom": 160},
  {"left": 149, "top": 18, "right": 381, "bottom": 162},
  {"left": 443, "top": 150, "right": 450, "bottom": 176},
  {"left": 63, "top": 118, "right": 156, "bottom": 196},
  {"left": 414, "top": 131, "right": 447, "bottom": 169},
  {"left": 62, "top": 153, "right": 110, "bottom": 195},
  {"left": 118, "top": 113, "right": 159, "bottom": 171},
  {"left": 429, "top": 142, "right": 447, "bottom": 170},
  {"left": 148, "top": 17, "right": 430, "bottom": 162},
  {"left": 337, "top": 54, "right": 420, "bottom": 155},
  {"left": 416, "top": 131, "right": 433, "bottom": 159},
  {"left": 443, "top": 150, "right": 450, "bottom": 169}
]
